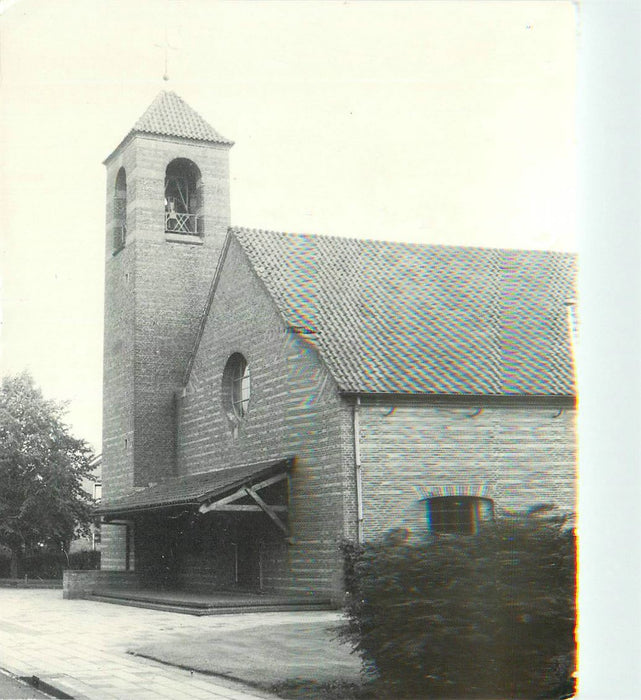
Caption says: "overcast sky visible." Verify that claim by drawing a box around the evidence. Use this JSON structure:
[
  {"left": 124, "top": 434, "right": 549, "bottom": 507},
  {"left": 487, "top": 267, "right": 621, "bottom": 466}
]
[{"left": 0, "top": 0, "right": 576, "bottom": 450}]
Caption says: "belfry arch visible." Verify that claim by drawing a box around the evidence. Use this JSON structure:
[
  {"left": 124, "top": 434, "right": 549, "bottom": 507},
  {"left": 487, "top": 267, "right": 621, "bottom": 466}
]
[
  {"left": 113, "top": 167, "right": 127, "bottom": 250},
  {"left": 164, "top": 158, "right": 204, "bottom": 235}
]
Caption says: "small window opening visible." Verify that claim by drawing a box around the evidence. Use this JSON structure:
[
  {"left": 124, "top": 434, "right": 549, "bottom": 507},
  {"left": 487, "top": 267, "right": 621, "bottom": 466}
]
[
  {"left": 223, "top": 353, "right": 251, "bottom": 423},
  {"left": 164, "top": 158, "right": 203, "bottom": 236},
  {"left": 427, "top": 496, "right": 494, "bottom": 535},
  {"left": 232, "top": 359, "right": 251, "bottom": 418},
  {"left": 113, "top": 167, "right": 127, "bottom": 251}
]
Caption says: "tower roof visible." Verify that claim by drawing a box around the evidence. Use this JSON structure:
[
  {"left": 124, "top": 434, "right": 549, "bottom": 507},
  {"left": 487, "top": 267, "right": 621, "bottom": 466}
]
[
  {"left": 105, "top": 91, "right": 233, "bottom": 162},
  {"left": 133, "top": 91, "right": 233, "bottom": 145}
]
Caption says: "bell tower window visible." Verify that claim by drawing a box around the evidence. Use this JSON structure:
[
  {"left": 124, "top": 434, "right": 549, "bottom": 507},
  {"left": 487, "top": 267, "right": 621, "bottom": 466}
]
[
  {"left": 164, "top": 158, "right": 203, "bottom": 236},
  {"left": 113, "top": 167, "right": 127, "bottom": 251}
]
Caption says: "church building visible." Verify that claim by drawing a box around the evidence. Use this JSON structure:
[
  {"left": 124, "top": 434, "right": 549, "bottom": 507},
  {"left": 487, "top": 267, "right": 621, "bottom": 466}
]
[{"left": 97, "top": 92, "right": 576, "bottom": 603}]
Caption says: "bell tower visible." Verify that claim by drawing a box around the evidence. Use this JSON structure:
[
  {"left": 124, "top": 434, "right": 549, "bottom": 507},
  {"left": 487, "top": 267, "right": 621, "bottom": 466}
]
[{"left": 102, "top": 92, "right": 233, "bottom": 509}]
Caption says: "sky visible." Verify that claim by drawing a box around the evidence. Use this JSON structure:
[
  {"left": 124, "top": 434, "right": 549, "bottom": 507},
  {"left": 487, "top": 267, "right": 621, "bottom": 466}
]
[{"left": 0, "top": 0, "right": 576, "bottom": 450}]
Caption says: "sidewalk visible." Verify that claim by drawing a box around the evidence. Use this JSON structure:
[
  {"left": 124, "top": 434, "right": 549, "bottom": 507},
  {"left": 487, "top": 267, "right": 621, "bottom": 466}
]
[{"left": 0, "top": 589, "right": 341, "bottom": 700}]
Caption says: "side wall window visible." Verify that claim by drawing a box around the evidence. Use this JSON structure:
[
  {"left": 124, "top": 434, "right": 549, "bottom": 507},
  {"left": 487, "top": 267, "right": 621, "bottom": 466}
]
[{"left": 427, "top": 496, "right": 494, "bottom": 535}]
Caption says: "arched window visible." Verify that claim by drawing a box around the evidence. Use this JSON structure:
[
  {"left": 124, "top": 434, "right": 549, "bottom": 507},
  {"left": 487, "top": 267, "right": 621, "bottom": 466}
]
[
  {"left": 164, "top": 158, "right": 203, "bottom": 236},
  {"left": 222, "top": 353, "right": 251, "bottom": 420},
  {"left": 426, "top": 496, "right": 494, "bottom": 535},
  {"left": 113, "top": 167, "right": 127, "bottom": 250}
]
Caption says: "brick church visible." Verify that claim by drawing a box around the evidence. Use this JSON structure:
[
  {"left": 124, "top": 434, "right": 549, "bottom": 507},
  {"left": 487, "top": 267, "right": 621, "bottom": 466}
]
[{"left": 97, "top": 92, "right": 576, "bottom": 603}]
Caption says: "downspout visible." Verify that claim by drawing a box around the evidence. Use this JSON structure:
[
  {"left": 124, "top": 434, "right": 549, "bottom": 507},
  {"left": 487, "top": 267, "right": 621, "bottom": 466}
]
[{"left": 353, "top": 396, "right": 364, "bottom": 543}]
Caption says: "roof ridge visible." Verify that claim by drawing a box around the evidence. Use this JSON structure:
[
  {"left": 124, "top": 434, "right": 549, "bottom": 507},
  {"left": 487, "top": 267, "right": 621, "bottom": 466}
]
[{"left": 229, "top": 226, "right": 577, "bottom": 258}]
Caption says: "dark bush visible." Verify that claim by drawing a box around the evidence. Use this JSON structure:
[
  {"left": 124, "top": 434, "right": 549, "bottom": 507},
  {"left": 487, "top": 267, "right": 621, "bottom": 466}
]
[
  {"left": 341, "top": 511, "right": 576, "bottom": 699},
  {"left": 16, "top": 549, "right": 101, "bottom": 579},
  {"left": 68, "top": 549, "right": 101, "bottom": 571},
  {"left": 0, "top": 551, "right": 10, "bottom": 578}
]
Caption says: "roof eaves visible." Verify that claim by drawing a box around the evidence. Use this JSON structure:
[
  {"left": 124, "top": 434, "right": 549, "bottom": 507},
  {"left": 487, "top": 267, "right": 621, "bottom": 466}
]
[
  {"left": 340, "top": 390, "right": 577, "bottom": 405},
  {"left": 97, "top": 498, "right": 196, "bottom": 516},
  {"left": 133, "top": 128, "right": 234, "bottom": 147},
  {"left": 98, "top": 458, "right": 294, "bottom": 516},
  {"left": 103, "top": 130, "right": 234, "bottom": 166}
]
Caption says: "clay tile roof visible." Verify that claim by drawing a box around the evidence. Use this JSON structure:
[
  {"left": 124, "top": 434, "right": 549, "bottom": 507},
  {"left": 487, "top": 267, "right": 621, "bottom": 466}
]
[
  {"left": 131, "top": 91, "right": 233, "bottom": 145},
  {"left": 231, "top": 228, "right": 577, "bottom": 397},
  {"left": 97, "top": 458, "right": 291, "bottom": 515}
]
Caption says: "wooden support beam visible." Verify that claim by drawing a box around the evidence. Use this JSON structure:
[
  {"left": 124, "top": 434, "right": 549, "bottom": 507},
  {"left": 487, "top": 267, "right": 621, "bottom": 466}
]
[
  {"left": 199, "top": 504, "right": 287, "bottom": 513},
  {"left": 250, "top": 471, "right": 289, "bottom": 492},
  {"left": 199, "top": 471, "right": 289, "bottom": 514},
  {"left": 244, "top": 486, "right": 289, "bottom": 537}
]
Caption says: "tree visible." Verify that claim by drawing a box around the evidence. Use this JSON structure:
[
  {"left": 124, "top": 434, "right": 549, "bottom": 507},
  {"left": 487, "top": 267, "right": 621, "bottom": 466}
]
[{"left": 0, "top": 372, "right": 95, "bottom": 577}]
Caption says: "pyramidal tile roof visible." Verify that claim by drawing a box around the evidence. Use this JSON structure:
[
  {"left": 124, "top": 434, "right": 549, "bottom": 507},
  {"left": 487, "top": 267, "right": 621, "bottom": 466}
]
[
  {"left": 230, "top": 228, "right": 577, "bottom": 397},
  {"left": 131, "top": 91, "right": 233, "bottom": 145}
]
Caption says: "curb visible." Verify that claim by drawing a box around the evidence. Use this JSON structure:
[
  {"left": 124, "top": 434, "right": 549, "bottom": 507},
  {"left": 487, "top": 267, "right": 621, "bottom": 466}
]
[
  {"left": 19, "top": 675, "right": 74, "bottom": 699},
  {"left": 1, "top": 666, "right": 71, "bottom": 700}
]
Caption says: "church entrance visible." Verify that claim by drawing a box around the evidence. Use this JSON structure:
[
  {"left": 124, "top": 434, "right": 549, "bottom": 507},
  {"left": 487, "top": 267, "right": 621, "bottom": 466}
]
[{"left": 235, "top": 538, "right": 261, "bottom": 591}]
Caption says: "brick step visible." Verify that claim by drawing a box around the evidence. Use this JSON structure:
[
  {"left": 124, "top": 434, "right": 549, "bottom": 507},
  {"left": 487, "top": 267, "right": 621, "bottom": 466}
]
[{"left": 85, "top": 593, "right": 332, "bottom": 616}]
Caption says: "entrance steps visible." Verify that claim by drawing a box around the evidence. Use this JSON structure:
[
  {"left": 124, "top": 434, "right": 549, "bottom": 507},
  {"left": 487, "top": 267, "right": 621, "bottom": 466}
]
[{"left": 86, "top": 588, "right": 334, "bottom": 616}]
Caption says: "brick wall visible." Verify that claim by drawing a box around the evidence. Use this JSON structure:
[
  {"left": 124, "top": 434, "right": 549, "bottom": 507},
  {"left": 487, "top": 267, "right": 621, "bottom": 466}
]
[
  {"left": 102, "top": 133, "right": 231, "bottom": 568},
  {"left": 100, "top": 523, "right": 134, "bottom": 571},
  {"left": 356, "top": 398, "right": 576, "bottom": 541},
  {"left": 178, "top": 236, "right": 350, "bottom": 599},
  {"left": 63, "top": 570, "right": 138, "bottom": 599},
  {"left": 102, "top": 225, "right": 135, "bottom": 500},
  {"left": 132, "top": 238, "right": 221, "bottom": 486}
]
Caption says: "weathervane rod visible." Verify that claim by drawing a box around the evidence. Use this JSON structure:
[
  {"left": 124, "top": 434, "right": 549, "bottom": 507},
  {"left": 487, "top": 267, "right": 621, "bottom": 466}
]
[{"left": 155, "top": 28, "right": 177, "bottom": 83}]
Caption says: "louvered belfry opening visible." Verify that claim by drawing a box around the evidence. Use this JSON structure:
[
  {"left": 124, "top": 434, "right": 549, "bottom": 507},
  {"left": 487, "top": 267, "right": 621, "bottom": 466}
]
[{"left": 164, "top": 158, "right": 203, "bottom": 236}]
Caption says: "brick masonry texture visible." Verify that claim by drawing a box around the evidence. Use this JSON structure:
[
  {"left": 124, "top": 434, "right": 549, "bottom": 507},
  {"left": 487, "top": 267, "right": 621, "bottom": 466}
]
[
  {"left": 63, "top": 569, "right": 138, "bottom": 598},
  {"left": 102, "top": 244, "right": 135, "bottom": 500},
  {"left": 178, "top": 237, "right": 351, "bottom": 598},
  {"left": 357, "top": 398, "right": 576, "bottom": 540},
  {"left": 102, "top": 132, "right": 230, "bottom": 568},
  {"left": 101, "top": 523, "right": 134, "bottom": 571}
]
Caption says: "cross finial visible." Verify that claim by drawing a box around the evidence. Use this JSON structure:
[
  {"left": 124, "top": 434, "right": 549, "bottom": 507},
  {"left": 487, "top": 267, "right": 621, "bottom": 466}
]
[{"left": 155, "top": 29, "right": 177, "bottom": 83}]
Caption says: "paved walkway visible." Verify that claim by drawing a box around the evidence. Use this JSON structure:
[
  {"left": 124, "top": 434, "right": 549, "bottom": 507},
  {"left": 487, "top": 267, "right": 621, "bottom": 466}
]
[{"left": 0, "top": 589, "right": 341, "bottom": 699}]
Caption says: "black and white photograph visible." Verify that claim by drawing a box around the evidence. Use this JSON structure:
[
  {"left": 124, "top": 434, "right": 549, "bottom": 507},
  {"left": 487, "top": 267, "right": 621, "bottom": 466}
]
[{"left": 0, "top": 1, "right": 638, "bottom": 698}]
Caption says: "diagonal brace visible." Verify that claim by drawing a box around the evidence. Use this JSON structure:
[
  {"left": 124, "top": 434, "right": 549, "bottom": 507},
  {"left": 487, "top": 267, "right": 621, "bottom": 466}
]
[
  {"left": 245, "top": 486, "right": 289, "bottom": 537},
  {"left": 199, "top": 472, "right": 288, "bottom": 514}
]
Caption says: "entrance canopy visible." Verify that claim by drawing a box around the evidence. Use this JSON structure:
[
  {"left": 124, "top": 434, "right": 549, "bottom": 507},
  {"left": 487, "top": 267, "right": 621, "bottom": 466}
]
[{"left": 97, "top": 458, "right": 293, "bottom": 529}]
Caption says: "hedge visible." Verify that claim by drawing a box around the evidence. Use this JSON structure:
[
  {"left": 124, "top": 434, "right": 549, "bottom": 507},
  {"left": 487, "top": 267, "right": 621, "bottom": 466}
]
[
  {"left": 0, "top": 549, "right": 100, "bottom": 579},
  {"left": 341, "top": 511, "right": 576, "bottom": 699}
]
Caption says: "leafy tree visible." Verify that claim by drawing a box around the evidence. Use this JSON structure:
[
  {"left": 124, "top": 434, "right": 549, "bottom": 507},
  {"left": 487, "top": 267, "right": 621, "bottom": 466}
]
[{"left": 0, "top": 372, "right": 95, "bottom": 577}]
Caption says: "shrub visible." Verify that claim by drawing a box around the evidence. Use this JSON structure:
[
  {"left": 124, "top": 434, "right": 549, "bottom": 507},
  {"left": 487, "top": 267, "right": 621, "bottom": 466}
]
[
  {"left": 16, "top": 549, "right": 101, "bottom": 579},
  {"left": 341, "top": 511, "right": 576, "bottom": 699},
  {"left": 0, "top": 551, "right": 10, "bottom": 578}
]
